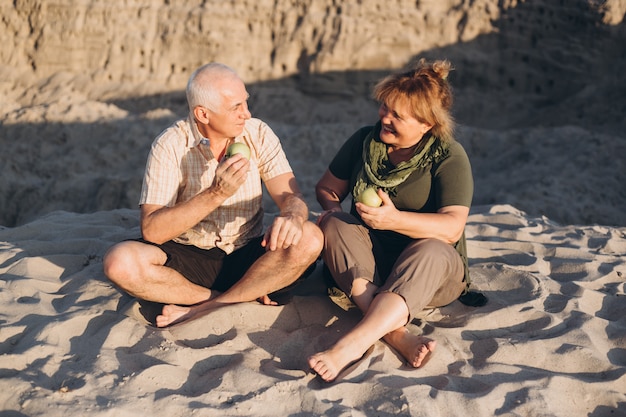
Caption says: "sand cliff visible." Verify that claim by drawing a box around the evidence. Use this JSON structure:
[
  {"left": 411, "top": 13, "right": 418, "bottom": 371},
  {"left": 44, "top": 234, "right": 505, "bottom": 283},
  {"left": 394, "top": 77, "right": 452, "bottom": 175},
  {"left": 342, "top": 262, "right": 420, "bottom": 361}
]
[{"left": 1, "top": 0, "right": 625, "bottom": 226}]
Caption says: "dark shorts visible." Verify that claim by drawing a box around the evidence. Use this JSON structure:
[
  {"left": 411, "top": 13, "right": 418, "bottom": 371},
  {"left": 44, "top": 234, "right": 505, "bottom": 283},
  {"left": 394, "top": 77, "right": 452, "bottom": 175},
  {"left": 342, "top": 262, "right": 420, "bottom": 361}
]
[{"left": 136, "top": 236, "right": 267, "bottom": 293}]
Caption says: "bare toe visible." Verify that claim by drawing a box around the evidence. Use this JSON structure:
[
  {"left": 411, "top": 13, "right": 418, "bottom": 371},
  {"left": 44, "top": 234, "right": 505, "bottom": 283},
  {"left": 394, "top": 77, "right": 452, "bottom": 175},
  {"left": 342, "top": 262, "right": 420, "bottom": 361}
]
[
  {"left": 156, "top": 304, "right": 190, "bottom": 328},
  {"left": 412, "top": 339, "right": 436, "bottom": 368},
  {"left": 308, "top": 354, "right": 336, "bottom": 382}
]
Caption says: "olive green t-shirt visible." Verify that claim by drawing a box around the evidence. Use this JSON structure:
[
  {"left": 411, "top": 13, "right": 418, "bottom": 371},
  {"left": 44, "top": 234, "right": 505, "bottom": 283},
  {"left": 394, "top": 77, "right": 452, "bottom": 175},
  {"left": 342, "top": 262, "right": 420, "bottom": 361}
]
[{"left": 328, "top": 125, "right": 474, "bottom": 284}]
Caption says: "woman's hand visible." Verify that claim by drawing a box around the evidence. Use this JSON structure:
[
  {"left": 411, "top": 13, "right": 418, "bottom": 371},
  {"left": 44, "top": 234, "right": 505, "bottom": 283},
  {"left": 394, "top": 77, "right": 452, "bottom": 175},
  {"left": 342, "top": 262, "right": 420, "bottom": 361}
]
[
  {"left": 316, "top": 207, "right": 343, "bottom": 227},
  {"left": 355, "top": 189, "right": 397, "bottom": 230},
  {"left": 359, "top": 189, "right": 470, "bottom": 242}
]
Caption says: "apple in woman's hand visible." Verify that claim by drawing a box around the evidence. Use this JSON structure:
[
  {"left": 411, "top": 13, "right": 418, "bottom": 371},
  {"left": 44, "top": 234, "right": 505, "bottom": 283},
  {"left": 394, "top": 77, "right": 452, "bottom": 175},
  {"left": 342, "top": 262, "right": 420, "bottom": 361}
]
[
  {"left": 225, "top": 142, "right": 251, "bottom": 160},
  {"left": 357, "top": 187, "right": 382, "bottom": 207}
]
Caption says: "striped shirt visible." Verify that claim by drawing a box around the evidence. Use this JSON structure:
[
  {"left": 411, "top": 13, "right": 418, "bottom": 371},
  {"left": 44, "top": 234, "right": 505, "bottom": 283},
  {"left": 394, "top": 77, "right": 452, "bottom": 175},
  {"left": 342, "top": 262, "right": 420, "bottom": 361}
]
[{"left": 140, "top": 116, "right": 293, "bottom": 253}]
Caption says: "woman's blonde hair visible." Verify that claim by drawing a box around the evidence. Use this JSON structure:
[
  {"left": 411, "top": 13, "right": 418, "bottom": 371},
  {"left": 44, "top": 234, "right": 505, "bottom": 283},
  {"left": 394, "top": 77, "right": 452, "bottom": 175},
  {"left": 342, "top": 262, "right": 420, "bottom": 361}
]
[{"left": 373, "top": 59, "right": 454, "bottom": 141}]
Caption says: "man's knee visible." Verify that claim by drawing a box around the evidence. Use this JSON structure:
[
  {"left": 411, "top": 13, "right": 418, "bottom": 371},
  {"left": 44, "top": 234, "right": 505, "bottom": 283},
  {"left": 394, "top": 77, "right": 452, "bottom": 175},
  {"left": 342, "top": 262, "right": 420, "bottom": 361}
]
[
  {"left": 300, "top": 221, "right": 324, "bottom": 258},
  {"left": 102, "top": 241, "right": 142, "bottom": 286},
  {"left": 103, "top": 243, "right": 125, "bottom": 282}
]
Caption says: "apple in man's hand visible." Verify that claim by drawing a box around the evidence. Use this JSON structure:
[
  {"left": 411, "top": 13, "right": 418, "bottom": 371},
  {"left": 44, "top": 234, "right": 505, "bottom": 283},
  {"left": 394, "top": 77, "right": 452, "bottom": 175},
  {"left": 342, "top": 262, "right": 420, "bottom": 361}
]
[{"left": 225, "top": 142, "right": 251, "bottom": 160}]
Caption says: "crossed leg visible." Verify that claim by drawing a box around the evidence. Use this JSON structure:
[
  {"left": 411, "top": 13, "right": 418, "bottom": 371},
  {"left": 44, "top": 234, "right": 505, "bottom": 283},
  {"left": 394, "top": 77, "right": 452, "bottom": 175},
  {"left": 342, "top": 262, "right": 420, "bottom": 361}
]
[
  {"left": 155, "top": 221, "right": 323, "bottom": 327},
  {"left": 352, "top": 279, "right": 436, "bottom": 369},
  {"left": 103, "top": 240, "right": 215, "bottom": 306},
  {"left": 308, "top": 279, "right": 435, "bottom": 382}
]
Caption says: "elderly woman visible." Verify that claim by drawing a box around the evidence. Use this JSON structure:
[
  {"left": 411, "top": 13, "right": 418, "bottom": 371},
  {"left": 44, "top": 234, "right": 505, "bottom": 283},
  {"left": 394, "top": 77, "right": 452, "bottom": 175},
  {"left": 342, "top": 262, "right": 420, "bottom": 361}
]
[{"left": 308, "top": 59, "right": 474, "bottom": 382}]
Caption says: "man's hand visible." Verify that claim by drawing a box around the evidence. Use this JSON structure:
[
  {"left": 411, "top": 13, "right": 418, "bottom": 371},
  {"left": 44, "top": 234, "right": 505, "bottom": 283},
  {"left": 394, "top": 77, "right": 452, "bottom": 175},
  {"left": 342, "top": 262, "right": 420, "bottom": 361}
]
[
  {"left": 211, "top": 154, "right": 250, "bottom": 198},
  {"left": 262, "top": 214, "right": 305, "bottom": 251}
]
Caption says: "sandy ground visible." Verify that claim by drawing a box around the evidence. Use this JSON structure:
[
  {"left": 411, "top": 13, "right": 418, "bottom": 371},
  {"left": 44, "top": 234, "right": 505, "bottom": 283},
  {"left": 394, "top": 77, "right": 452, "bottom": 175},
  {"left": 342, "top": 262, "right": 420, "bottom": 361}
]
[{"left": 0, "top": 205, "right": 624, "bottom": 416}]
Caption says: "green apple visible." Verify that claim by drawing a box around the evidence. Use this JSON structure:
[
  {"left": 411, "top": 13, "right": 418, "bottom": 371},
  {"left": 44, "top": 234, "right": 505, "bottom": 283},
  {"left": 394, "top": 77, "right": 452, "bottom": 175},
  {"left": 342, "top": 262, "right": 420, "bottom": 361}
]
[
  {"left": 357, "top": 187, "right": 382, "bottom": 207},
  {"left": 225, "top": 142, "right": 251, "bottom": 160}
]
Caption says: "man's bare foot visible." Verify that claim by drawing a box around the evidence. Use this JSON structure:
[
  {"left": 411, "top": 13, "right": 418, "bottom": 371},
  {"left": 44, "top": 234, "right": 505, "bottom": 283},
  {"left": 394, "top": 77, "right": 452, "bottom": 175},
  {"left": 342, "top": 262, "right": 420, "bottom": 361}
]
[
  {"left": 308, "top": 345, "right": 371, "bottom": 382},
  {"left": 384, "top": 328, "right": 436, "bottom": 368},
  {"left": 257, "top": 294, "right": 278, "bottom": 306},
  {"left": 155, "top": 304, "right": 191, "bottom": 328},
  {"left": 154, "top": 294, "right": 277, "bottom": 328}
]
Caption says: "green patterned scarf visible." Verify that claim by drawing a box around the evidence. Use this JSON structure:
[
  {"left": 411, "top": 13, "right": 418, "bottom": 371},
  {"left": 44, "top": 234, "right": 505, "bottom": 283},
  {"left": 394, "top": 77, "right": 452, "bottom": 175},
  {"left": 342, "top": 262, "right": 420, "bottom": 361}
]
[{"left": 352, "top": 122, "right": 450, "bottom": 200}]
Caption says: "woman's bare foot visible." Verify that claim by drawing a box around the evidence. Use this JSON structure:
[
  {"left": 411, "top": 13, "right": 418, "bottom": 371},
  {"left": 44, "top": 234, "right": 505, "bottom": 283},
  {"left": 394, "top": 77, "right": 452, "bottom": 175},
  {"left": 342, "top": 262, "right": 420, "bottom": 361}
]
[
  {"left": 308, "top": 345, "right": 370, "bottom": 382},
  {"left": 155, "top": 304, "right": 191, "bottom": 327},
  {"left": 384, "top": 328, "right": 436, "bottom": 368}
]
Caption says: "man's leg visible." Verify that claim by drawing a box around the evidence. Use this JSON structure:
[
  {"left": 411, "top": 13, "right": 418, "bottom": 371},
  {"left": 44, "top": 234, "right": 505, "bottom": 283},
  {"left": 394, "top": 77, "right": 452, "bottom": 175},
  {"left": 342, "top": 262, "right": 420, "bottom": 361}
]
[
  {"left": 103, "top": 240, "right": 214, "bottom": 305},
  {"left": 156, "top": 221, "right": 323, "bottom": 327}
]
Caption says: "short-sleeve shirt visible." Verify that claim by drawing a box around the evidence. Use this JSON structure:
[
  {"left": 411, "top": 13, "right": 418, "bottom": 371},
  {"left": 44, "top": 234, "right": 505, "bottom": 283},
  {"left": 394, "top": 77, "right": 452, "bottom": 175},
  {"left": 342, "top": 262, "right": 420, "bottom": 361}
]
[
  {"left": 140, "top": 116, "right": 292, "bottom": 253},
  {"left": 329, "top": 125, "right": 474, "bottom": 251}
]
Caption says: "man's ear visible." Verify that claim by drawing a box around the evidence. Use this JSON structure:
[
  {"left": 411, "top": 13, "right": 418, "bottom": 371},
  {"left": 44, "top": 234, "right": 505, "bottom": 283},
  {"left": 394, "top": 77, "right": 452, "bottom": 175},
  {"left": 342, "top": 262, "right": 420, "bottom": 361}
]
[{"left": 193, "top": 106, "right": 210, "bottom": 124}]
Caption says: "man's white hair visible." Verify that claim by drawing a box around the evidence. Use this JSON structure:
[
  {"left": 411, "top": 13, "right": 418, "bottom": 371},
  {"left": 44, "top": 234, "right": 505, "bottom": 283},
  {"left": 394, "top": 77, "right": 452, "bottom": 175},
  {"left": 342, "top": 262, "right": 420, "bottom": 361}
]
[{"left": 186, "top": 63, "right": 239, "bottom": 113}]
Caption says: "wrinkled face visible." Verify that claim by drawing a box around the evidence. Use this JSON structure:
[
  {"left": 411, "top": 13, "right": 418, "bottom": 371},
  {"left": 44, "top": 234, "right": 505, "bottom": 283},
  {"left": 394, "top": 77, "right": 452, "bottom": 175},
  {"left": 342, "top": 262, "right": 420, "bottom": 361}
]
[
  {"left": 378, "top": 100, "right": 432, "bottom": 149},
  {"left": 205, "top": 76, "right": 251, "bottom": 140}
]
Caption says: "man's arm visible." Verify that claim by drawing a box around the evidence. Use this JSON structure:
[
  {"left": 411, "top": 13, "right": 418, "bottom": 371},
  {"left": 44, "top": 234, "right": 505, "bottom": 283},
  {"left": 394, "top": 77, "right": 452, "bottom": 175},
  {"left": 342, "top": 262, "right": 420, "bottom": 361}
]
[
  {"left": 141, "top": 154, "right": 250, "bottom": 244},
  {"left": 262, "top": 172, "right": 309, "bottom": 251}
]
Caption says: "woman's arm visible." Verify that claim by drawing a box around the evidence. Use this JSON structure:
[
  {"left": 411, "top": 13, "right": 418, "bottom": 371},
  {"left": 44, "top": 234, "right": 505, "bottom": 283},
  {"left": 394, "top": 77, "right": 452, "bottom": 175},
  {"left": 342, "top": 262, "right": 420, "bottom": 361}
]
[
  {"left": 315, "top": 169, "right": 350, "bottom": 212},
  {"left": 314, "top": 169, "right": 351, "bottom": 225},
  {"left": 356, "top": 190, "right": 469, "bottom": 244}
]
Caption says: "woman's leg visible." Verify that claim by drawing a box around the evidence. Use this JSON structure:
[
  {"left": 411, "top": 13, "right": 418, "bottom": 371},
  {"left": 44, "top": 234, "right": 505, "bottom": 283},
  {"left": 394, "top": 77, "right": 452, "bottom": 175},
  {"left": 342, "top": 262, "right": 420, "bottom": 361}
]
[
  {"left": 379, "top": 239, "right": 465, "bottom": 367},
  {"left": 312, "top": 213, "right": 407, "bottom": 381},
  {"left": 382, "top": 238, "right": 466, "bottom": 318},
  {"left": 351, "top": 278, "right": 437, "bottom": 370},
  {"left": 308, "top": 291, "right": 413, "bottom": 382},
  {"left": 319, "top": 212, "right": 379, "bottom": 297},
  {"left": 309, "top": 236, "right": 464, "bottom": 381}
]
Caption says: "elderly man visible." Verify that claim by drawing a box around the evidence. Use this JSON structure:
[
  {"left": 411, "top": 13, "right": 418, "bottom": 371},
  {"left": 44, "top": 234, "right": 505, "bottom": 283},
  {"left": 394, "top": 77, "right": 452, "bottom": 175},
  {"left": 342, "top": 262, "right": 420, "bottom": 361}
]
[{"left": 104, "top": 63, "right": 322, "bottom": 327}]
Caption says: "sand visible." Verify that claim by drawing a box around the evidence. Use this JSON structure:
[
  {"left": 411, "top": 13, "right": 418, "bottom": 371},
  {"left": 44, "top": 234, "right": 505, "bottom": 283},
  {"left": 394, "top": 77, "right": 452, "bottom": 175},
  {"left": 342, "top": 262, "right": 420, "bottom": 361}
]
[
  {"left": 1, "top": 1, "right": 626, "bottom": 416},
  {"left": 1, "top": 206, "right": 625, "bottom": 416}
]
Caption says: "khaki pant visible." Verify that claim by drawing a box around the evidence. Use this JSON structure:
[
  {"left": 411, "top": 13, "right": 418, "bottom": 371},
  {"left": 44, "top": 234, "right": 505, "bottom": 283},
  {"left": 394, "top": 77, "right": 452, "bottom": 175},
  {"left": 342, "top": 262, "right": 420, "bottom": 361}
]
[{"left": 321, "top": 212, "right": 466, "bottom": 320}]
